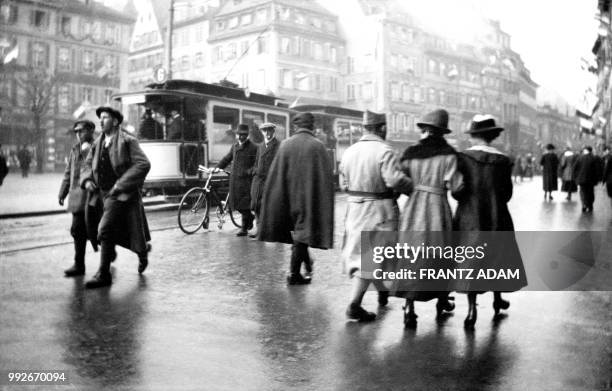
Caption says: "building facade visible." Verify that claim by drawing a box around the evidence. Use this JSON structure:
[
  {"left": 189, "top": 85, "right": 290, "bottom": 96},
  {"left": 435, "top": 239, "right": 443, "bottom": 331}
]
[
  {"left": 592, "top": 0, "right": 612, "bottom": 148},
  {"left": 0, "top": 0, "right": 133, "bottom": 171}
]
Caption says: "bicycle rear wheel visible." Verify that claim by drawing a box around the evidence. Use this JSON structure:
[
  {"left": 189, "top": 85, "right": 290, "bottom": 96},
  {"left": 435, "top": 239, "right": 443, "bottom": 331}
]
[
  {"left": 178, "top": 187, "right": 209, "bottom": 234},
  {"left": 228, "top": 206, "right": 243, "bottom": 229}
]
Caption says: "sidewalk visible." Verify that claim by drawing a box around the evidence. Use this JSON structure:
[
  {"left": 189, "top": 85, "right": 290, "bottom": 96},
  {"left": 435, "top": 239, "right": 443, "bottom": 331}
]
[{"left": 0, "top": 172, "right": 168, "bottom": 217}]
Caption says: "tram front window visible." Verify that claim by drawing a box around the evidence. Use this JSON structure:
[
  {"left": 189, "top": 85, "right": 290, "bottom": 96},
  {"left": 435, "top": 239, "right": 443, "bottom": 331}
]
[{"left": 122, "top": 94, "right": 206, "bottom": 142}]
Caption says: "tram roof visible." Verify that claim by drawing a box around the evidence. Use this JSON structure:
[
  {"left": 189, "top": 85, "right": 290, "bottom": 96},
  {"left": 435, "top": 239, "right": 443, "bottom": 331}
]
[
  {"left": 292, "top": 104, "right": 363, "bottom": 119},
  {"left": 117, "top": 79, "right": 288, "bottom": 108}
]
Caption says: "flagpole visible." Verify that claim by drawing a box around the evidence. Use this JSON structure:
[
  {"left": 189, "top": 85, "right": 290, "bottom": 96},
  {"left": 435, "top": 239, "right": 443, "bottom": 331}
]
[{"left": 165, "top": 0, "right": 175, "bottom": 80}]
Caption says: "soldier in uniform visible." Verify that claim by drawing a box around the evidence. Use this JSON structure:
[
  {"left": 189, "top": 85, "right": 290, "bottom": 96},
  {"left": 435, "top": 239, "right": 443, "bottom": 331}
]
[{"left": 339, "top": 110, "right": 413, "bottom": 321}]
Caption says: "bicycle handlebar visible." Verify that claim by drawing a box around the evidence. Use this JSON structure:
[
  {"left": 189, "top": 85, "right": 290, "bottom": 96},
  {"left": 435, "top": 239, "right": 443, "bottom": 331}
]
[{"left": 198, "top": 165, "right": 230, "bottom": 175}]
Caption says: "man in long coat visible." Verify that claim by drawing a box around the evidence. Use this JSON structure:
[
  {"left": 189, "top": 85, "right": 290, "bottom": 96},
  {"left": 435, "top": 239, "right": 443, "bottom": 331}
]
[
  {"left": 572, "top": 145, "right": 602, "bottom": 213},
  {"left": 249, "top": 122, "right": 280, "bottom": 238},
  {"left": 59, "top": 120, "right": 97, "bottom": 277},
  {"left": 340, "top": 110, "right": 413, "bottom": 321},
  {"left": 258, "top": 112, "right": 335, "bottom": 285},
  {"left": 81, "top": 106, "right": 151, "bottom": 288},
  {"left": 216, "top": 123, "right": 258, "bottom": 236},
  {"left": 540, "top": 143, "right": 559, "bottom": 201}
]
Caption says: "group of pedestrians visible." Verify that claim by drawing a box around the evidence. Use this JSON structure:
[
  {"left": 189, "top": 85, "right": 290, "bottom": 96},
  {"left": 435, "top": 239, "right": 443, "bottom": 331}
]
[
  {"left": 539, "top": 143, "right": 612, "bottom": 212},
  {"left": 339, "top": 109, "right": 526, "bottom": 329},
  {"left": 59, "top": 106, "right": 151, "bottom": 289}
]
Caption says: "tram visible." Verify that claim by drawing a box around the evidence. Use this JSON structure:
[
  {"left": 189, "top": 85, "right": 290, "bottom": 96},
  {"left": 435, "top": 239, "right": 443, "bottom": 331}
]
[{"left": 112, "top": 79, "right": 292, "bottom": 195}]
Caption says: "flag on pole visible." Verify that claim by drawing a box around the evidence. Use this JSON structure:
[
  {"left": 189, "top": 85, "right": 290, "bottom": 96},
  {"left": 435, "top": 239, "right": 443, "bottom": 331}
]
[
  {"left": 289, "top": 96, "right": 300, "bottom": 108},
  {"left": 3, "top": 45, "right": 18, "bottom": 64},
  {"left": 447, "top": 65, "right": 459, "bottom": 79},
  {"left": 73, "top": 101, "right": 92, "bottom": 119}
]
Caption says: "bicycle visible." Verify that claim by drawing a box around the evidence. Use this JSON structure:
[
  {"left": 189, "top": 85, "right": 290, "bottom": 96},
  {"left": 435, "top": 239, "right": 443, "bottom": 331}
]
[{"left": 177, "top": 165, "right": 242, "bottom": 234}]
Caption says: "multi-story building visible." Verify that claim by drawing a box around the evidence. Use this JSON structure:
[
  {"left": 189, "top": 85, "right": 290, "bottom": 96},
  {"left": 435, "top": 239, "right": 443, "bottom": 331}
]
[
  {"left": 0, "top": 0, "right": 134, "bottom": 171},
  {"left": 127, "top": 0, "right": 219, "bottom": 91},
  {"left": 591, "top": 0, "right": 612, "bottom": 147},
  {"left": 208, "top": 0, "right": 345, "bottom": 105},
  {"left": 537, "top": 104, "right": 580, "bottom": 148}
]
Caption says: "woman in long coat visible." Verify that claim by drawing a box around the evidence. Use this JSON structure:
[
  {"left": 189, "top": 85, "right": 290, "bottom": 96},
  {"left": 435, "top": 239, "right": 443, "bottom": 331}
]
[
  {"left": 391, "top": 109, "right": 463, "bottom": 328},
  {"left": 559, "top": 147, "right": 578, "bottom": 201},
  {"left": 453, "top": 115, "right": 527, "bottom": 329},
  {"left": 540, "top": 143, "right": 559, "bottom": 201}
]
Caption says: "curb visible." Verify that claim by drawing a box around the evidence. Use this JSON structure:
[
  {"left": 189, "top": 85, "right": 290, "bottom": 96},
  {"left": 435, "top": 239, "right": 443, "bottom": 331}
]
[{"left": 0, "top": 200, "right": 172, "bottom": 220}]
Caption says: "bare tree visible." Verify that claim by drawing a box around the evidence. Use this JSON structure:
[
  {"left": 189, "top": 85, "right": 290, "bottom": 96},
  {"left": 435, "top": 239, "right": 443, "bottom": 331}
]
[{"left": 16, "top": 68, "right": 56, "bottom": 173}]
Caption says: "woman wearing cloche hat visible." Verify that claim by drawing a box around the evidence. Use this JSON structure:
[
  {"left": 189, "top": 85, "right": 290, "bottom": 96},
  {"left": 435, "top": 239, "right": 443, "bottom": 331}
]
[
  {"left": 389, "top": 108, "right": 464, "bottom": 328},
  {"left": 452, "top": 114, "right": 527, "bottom": 328}
]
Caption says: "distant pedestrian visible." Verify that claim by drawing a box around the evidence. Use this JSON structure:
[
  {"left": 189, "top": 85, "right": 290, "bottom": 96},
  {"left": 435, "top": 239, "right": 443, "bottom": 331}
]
[
  {"left": 59, "top": 120, "right": 98, "bottom": 277},
  {"left": 258, "top": 112, "right": 335, "bottom": 285},
  {"left": 80, "top": 106, "right": 151, "bottom": 289},
  {"left": 524, "top": 153, "right": 535, "bottom": 179},
  {"left": 138, "top": 109, "right": 162, "bottom": 140},
  {"left": 0, "top": 144, "right": 8, "bottom": 186},
  {"left": 340, "top": 110, "right": 413, "bottom": 322},
  {"left": 391, "top": 109, "right": 463, "bottom": 328},
  {"left": 216, "top": 123, "right": 257, "bottom": 236},
  {"left": 572, "top": 146, "right": 602, "bottom": 213},
  {"left": 540, "top": 143, "right": 559, "bottom": 201},
  {"left": 559, "top": 147, "right": 577, "bottom": 201},
  {"left": 603, "top": 146, "right": 612, "bottom": 208},
  {"left": 249, "top": 122, "right": 280, "bottom": 238},
  {"left": 17, "top": 145, "right": 31, "bottom": 178},
  {"left": 453, "top": 115, "right": 527, "bottom": 329},
  {"left": 512, "top": 153, "right": 524, "bottom": 183}
]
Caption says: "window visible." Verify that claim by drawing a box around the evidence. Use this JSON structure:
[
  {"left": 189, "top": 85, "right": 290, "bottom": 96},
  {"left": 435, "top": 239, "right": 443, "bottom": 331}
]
[
  {"left": 214, "top": 46, "right": 222, "bottom": 62},
  {"left": 31, "top": 42, "right": 48, "bottom": 68},
  {"left": 257, "top": 36, "right": 267, "bottom": 54},
  {"left": 82, "top": 86, "right": 94, "bottom": 103},
  {"left": 228, "top": 16, "right": 238, "bottom": 29},
  {"left": 0, "top": 4, "right": 18, "bottom": 24},
  {"left": 194, "top": 52, "right": 204, "bottom": 67},
  {"left": 428, "top": 88, "right": 436, "bottom": 103},
  {"left": 57, "top": 47, "right": 71, "bottom": 71},
  {"left": 390, "top": 54, "right": 398, "bottom": 68},
  {"left": 180, "top": 55, "right": 189, "bottom": 70},
  {"left": 226, "top": 43, "right": 237, "bottom": 60},
  {"left": 390, "top": 83, "right": 400, "bottom": 101},
  {"left": 82, "top": 50, "right": 94, "bottom": 73},
  {"left": 330, "top": 47, "right": 337, "bottom": 63},
  {"left": 256, "top": 8, "right": 269, "bottom": 23},
  {"left": 31, "top": 10, "right": 48, "bottom": 29},
  {"left": 280, "top": 69, "right": 292, "bottom": 88},
  {"left": 402, "top": 84, "right": 410, "bottom": 101},
  {"left": 314, "top": 43, "right": 322, "bottom": 60},
  {"left": 93, "top": 22, "right": 102, "bottom": 41},
  {"left": 280, "top": 37, "right": 291, "bottom": 54},
  {"left": 211, "top": 105, "right": 240, "bottom": 160},
  {"left": 428, "top": 59, "right": 437, "bottom": 74},
  {"left": 295, "top": 12, "right": 305, "bottom": 24},
  {"left": 103, "top": 89, "right": 113, "bottom": 104},
  {"left": 57, "top": 85, "right": 70, "bottom": 114},
  {"left": 240, "top": 40, "right": 249, "bottom": 55},
  {"left": 60, "top": 16, "right": 71, "bottom": 35},
  {"left": 314, "top": 75, "right": 321, "bottom": 91},
  {"left": 347, "top": 56, "right": 354, "bottom": 74},
  {"left": 216, "top": 20, "right": 226, "bottom": 31},
  {"left": 347, "top": 84, "right": 355, "bottom": 100},
  {"left": 363, "top": 82, "right": 373, "bottom": 100},
  {"left": 240, "top": 13, "right": 252, "bottom": 25}
]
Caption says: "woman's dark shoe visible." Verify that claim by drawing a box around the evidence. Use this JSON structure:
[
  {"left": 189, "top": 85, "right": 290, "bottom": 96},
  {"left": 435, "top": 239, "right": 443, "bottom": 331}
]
[
  {"left": 346, "top": 304, "right": 376, "bottom": 322},
  {"left": 493, "top": 298, "right": 510, "bottom": 315},
  {"left": 286, "top": 273, "right": 311, "bottom": 285},
  {"left": 64, "top": 265, "right": 85, "bottom": 277},
  {"left": 404, "top": 311, "right": 418, "bottom": 329},
  {"left": 464, "top": 305, "right": 477, "bottom": 329},
  {"left": 85, "top": 272, "right": 112, "bottom": 289},
  {"left": 378, "top": 291, "right": 389, "bottom": 306},
  {"left": 436, "top": 296, "right": 455, "bottom": 317},
  {"left": 138, "top": 243, "right": 151, "bottom": 274}
]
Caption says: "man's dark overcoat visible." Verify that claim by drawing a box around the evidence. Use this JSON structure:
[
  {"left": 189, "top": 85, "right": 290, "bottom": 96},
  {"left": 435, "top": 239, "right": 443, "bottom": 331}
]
[
  {"left": 540, "top": 152, "right": 559, "bottom": 191},
  {"left": 258, "top": 128, "right": 334, "bottom": 249},
  {"left": 250, "top": 137, "right": 280, "bottom": 213},
  {"left": 217, "top": 139, "right": 258, "bottom": 211},
  {"left": 80, "top": 130, "right": 151, "bottom": 254},
  {"left": 572, "top": 153, "right": 602, "bottom": 186}
]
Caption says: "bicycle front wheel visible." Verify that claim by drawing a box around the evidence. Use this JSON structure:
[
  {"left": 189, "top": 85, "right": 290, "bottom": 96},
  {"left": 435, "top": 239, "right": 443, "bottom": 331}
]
[
  {"left": 178, "top": 187, "right": 209, "bottom": 234},
  {"left": 228, "top": 206, "right": 243, "bottom": 229}
]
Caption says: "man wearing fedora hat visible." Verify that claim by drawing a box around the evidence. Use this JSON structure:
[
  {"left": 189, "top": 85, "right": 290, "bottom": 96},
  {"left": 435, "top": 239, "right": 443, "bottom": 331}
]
[
  {"left": 249, "top": 122, "right": 280, "bottom": 238},
  {"left": 80, "top": 106, "right": 151, "bottom": 288},
  {"left": 259, "top": 112, "right": 334, "bottom": 285},
  {"left": 340, "top": 110, "right": 413, "bottom": 321},
  {"left": 59, "top": 119, "right": 97, "bottom": 277},
  {"left": 390, "top": 108, "right": 462, "bottom": 328},
  {"left": 452, "top": 114, "right": 527, "bottom": 328},
  {"left": 216, "top": 123, "right": 258, "bottom": 236}
]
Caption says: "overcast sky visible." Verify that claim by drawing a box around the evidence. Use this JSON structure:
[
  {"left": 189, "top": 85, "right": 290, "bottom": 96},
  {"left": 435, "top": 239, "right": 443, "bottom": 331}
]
[{"left": 107, "top": 0, "right": 600, "bottom": 108}]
